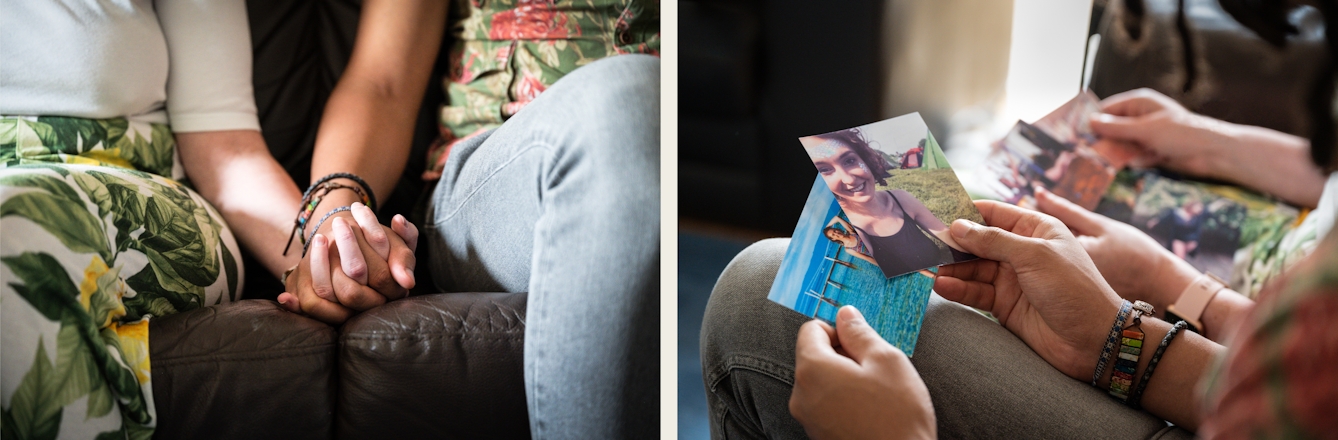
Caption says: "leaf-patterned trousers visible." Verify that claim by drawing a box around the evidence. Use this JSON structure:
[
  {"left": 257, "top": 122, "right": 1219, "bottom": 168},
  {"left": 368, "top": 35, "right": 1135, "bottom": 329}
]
[{"left": 0, "top": 116, "right": 243, "bottom": 440}]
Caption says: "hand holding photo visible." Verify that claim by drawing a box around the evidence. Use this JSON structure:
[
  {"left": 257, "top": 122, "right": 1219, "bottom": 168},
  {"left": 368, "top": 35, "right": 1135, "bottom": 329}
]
[
  {"left": 769, "top": 177, "right": 938, "bottom": 355},
  {"left": 798, "top": 113, "right": 982, "bottom": 278}
]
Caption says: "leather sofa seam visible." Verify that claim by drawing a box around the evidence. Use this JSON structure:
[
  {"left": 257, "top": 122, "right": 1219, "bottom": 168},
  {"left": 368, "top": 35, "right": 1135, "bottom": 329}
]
[{"left": 153, "top": 345, "right": 333, "bottom": 367}]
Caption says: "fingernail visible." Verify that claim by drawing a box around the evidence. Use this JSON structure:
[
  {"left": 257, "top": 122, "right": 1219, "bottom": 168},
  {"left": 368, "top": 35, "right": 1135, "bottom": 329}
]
[
  {"left": 352, "top": 202, "right": 364, "bottom": 210},
  {"left": 838, "top": 306, "right": 866, "bottom": 325},
  {"left": 950, "top": 219, "right": 974, "bottom": 238},
  {"left": 1092, "top": 113, "right": 1115, "bottom": 123},
  {"left": 313, "top": 234, "right": 326, "bottom": 246}
]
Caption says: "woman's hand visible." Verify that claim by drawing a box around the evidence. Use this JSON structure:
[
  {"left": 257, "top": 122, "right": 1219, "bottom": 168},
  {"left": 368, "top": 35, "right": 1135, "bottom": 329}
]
[
  {"left": 1089, "top": 88, "right": 1232, "bottom": 178},
  {"left": 1033, "top": 187, "right": 1200, "bottom": 314},
  {"left": 278, "top": 204, "right": 419, "bottom": 324},
  {"left": 790, "top": 306, "right": 935, "bottom": 440},
  {"left": 933, "top": 200, "right": 1123, "bottom": 381}
]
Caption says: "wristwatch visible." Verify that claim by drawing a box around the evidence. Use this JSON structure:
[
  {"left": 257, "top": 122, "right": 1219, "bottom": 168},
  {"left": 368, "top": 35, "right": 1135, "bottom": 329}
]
[{"left": 1164, "top": 273, "right": 1226, "bottom": 334}]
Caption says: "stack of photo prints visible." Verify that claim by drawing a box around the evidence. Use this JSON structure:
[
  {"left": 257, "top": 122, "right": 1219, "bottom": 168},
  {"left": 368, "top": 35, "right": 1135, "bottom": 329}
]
[
  {"left": 768, "top": 113, "right": 982, "bottom": 355},
  {"left": 771, "top": 93, "right": 1307, "bottom": 353},
  {"left": 975, "top": 91, "right": 1303, "bottom": 294}
]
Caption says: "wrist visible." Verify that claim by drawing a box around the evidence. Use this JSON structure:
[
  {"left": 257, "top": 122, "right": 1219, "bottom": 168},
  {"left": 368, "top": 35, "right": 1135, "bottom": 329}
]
[
  {"left": 1147, "top": 253, "right": 1199, "bottom": 317},
  {"left": 1194, "top": 115, "right": 1246, "bottom": 181}
]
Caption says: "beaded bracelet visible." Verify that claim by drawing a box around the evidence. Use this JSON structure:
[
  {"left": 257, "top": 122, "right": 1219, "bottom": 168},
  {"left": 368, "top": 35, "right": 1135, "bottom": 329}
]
[
  {"left": 1109, "top": 300, "right": 1154, "bottom": 403},
  {"left": 301, "top": 206, "right": 352, "bottom": 257},
  {"left": 1092, "top": 300, "right": 1133, "bottom": 386},
  {"left": 1127, "top": 320, "right": 1188, "bottom": 409},
  {"left": 282, "top": 173, "right": 378, "bottom": 256}
]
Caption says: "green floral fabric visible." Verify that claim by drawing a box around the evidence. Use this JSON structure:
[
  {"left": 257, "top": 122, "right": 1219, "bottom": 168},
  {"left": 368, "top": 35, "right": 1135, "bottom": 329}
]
[
  {"left": 1, "top": 116, "right": 242, "bottom": 440},
  {"left": 1200, "top": 229, "right": 1338, "bottom": 438},
  {"left": 424, "top": 0, "right": 660, "bottom": 179}
]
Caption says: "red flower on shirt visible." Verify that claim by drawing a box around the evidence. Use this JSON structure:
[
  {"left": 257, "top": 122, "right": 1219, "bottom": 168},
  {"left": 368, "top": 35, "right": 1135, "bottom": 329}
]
[{"left": 489, "top": 2, "right": 575, "bottom": 40}]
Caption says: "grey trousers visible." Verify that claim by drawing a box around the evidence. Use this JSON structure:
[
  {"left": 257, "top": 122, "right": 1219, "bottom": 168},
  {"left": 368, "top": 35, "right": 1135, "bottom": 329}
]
[
  {"left": 425, "top": 54, "right": 660, "bottom": 439},
  {"left": 700, "top": 239, "right": 1193, "bottom": 439}
]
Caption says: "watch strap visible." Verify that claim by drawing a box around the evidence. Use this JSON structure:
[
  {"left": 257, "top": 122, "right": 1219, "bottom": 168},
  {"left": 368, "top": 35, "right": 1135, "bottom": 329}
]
[{"left": 1167, "top": 272, "right": 1226, "bottom": 333}]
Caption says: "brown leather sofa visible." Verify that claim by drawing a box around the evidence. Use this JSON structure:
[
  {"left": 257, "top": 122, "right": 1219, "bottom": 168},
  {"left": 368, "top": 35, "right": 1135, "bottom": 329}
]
[{"left": 146, "top": 1, "right": 531, "bottom": 438}]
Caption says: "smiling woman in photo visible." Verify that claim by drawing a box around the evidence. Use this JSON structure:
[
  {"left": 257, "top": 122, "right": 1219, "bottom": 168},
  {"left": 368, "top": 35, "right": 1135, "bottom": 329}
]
[{"left": 800, "top": 128, "right": 971, "bottom": 277}]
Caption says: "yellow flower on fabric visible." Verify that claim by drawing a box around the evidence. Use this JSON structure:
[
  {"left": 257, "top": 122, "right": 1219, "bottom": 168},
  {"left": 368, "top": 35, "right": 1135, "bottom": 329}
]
[
  {"left": 113, "top": 320, "right": 152, "bottom": 384},
  {"left": 80, "top": 255, "right": 127, "bottom": 327},
  {"left": 63, "top": 150, "right": 135, "bottom": 170}
]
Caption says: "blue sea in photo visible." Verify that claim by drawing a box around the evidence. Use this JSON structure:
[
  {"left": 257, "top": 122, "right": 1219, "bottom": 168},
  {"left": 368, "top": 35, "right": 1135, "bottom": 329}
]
[{"left": 768, "top": 176, "right": 938, "bottom": 355}]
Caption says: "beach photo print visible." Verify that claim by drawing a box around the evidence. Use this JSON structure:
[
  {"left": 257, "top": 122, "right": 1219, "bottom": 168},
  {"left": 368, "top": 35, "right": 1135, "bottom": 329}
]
[
  {"left": 768, "top": 177, "right": 938, "bottom": 354},
  {"left": 798, "top": 113, "right": 982, "bottom": 278}
]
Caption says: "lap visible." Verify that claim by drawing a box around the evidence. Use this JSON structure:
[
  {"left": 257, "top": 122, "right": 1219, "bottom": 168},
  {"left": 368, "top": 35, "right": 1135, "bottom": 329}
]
[{"left": 1, "top": 117, "right": 242, "bottom": 438}]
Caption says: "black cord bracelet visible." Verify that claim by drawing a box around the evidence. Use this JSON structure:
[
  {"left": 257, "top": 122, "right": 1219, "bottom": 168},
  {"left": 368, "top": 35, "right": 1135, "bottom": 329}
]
[
  {"left": 302, "top": 206, "right": 352, "bottom": 257},
  {"left": 303, "top": 172, "right": 377, "bottom": 212},
  {"left": 1128, "top": 320, "right": 1189, "bottom": 409}
]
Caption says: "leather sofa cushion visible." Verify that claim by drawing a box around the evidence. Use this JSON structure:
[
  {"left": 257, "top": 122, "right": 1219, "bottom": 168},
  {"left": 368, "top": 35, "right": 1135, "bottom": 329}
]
[
  {"left": 150, "top": 300, "right": 337, "bottom": 440},
  {"left": 336, "top": 292, "right": 529, "bottom": 439}
]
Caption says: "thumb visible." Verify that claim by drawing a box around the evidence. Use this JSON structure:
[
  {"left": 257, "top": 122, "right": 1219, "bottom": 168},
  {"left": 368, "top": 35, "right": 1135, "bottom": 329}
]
[
  {"left": 1089, "top": 113, "right": 1148, "bottom": 144},
  {"left": 949, "top": 219, "right": 1035, "bottom": 264},
  {"left": 1034, "top": 187, "right": 1103, "bottom": 236},
  {"left": 834, "top": 306, "right": 894, "bottom": 365}
]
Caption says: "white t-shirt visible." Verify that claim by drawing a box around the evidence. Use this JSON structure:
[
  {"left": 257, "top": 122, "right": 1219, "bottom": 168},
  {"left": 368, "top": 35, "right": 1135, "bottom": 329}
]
[{"left": 0, "top": 0, "right": 259, "bottom": 133}]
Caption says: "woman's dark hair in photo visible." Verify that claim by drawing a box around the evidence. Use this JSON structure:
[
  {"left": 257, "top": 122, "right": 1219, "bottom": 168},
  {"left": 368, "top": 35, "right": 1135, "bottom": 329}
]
[{"left": 814, "top": 128, "right": 894, "bottom": 186}]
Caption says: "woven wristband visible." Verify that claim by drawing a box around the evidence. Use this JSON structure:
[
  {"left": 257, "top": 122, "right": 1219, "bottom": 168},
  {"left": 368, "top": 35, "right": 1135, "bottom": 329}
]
[
  {"left": 1092, "top": 300, "right": 1133, "bottom": 386},
  {"left": 304, "top": 172, "right": 377, "bottom": 212},
  {"left": 1127, "top": 320, "right": 1188, "bottom": 409},
  {"left": 1109, "top": 301, "right": 1153, "bottom": 403},
  {"left": 283, "top": 173, "right": 377, "bottom": 256}
]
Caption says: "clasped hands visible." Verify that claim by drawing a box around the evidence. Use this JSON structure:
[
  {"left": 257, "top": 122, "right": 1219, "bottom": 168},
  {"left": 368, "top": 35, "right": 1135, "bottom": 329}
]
[{"left": 278, "top": 202, "right": 420, "bottom": 324}]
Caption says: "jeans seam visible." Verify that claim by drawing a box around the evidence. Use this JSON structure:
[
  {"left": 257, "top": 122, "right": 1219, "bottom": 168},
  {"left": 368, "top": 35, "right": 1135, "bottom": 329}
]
[
  {"left": 436, "top": 142, "right": 553, "bottom": 225},
  {"left": 704, "top": 353, "right": 795, "bottom": 392}
]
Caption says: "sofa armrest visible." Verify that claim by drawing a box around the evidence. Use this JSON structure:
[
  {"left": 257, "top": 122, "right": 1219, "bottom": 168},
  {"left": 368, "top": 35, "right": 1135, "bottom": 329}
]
[
  {"left": 336, "top": 292, "right": 529, "bottom": 439},
  {"left": 150, "top": 300, "right": 338, "bottom": 440}
]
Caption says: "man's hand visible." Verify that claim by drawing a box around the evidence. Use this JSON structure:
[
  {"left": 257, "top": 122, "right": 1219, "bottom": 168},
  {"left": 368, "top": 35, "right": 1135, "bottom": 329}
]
[
  {"left": 790, "top": 306, "right": 936, "bottom": 440},
  {"left": 1033, "top": 187, "right": 1200, "bottom": 314},
  {"left": 933, "top": 200, "right": 1123, "bottom": 381}
]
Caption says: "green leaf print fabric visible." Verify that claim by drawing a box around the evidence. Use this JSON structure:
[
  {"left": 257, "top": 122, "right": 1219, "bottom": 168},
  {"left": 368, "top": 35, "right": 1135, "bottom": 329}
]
[{"left": 1, "top": 116, "right": 242, "bottom": 439}]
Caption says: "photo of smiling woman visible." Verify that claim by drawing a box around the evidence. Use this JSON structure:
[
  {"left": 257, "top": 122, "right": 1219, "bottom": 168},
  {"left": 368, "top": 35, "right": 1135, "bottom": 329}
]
[{"left": 800, "top": 122, "right": 978, "bottom": 278}]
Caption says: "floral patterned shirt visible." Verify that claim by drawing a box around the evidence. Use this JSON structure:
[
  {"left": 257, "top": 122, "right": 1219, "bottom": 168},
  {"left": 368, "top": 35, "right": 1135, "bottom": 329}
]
[
  {"left": 424, "top": 0, "right": 659, "bottom": 180},
  {"left": 1199, "top": 229, "right": 1338, "bottom": 438}
]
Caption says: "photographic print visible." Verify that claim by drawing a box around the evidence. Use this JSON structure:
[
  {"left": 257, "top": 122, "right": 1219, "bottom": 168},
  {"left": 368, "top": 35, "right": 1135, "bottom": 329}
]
[
  {"left": 798, "top": 113, "right": 982, "bottom": 278},
  {"left": 979, "top": 91, "right": 1134, "bottom": 210},
  {"left": 1131, "top": 174, "right": 1247, "bottom": 280},
  {"left": 768, "top": 177, "right": 938, "bottom": 355}
]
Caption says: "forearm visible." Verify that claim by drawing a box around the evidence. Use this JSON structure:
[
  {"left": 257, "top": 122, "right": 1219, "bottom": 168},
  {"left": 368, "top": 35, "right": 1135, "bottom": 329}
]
[
  {"left": 1093, "top": 317, "right": 1224, "bottom": 432},
  {"left": 310, "top": 81, "right": 420, "bottom": 199},
  {"left": 310, "top": 0, "right": 448, "bottom": 201},
  {"left": 176, "top": 130, "right": 303, "bottom": 278},
  {"left": 1205, "top": 118, "right": 1325, "bottom": 207}
]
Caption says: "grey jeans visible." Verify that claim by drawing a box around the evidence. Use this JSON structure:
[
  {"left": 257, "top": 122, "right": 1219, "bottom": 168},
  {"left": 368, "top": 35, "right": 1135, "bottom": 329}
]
[
  {"left": 424, "top": 54, "right": 660, "bottom": 439},
  {"left": 700, "top": 239, "right": 1193, "bottom": 439}
]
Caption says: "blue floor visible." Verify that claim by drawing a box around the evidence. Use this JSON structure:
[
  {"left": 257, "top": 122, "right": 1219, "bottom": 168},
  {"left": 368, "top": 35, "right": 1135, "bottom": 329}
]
[{"left": 678, "top": 232, "right": 751, "bottom": 440}]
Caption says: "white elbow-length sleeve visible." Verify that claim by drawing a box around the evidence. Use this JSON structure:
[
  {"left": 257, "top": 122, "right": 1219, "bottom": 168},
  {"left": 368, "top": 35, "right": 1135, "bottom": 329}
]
[{"left": 156, "top": 0, "right": 260, "bottom": 133}]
